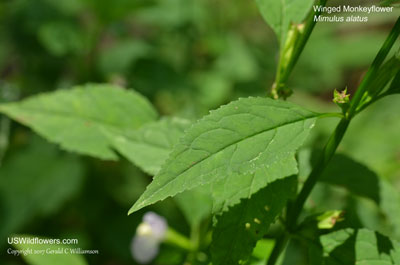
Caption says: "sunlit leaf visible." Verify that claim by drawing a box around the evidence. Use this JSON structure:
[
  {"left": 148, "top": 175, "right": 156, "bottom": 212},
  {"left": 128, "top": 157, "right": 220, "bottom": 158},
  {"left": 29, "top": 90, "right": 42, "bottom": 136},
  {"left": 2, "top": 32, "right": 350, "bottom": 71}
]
[
  {"left": 0, "top": 84, "right": 158, "bottom": 160},
  {"left": 130, "top": 97, "right": 318, "bottom": 213}
]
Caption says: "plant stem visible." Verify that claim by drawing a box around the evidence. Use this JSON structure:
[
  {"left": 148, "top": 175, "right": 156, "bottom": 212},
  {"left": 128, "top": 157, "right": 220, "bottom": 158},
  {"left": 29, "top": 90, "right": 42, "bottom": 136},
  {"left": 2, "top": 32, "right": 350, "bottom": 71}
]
[
  {"left": 272, "top": 0, "right": 327, "bottom": 98},
  {"left": 281, "top": 0, "right": 327, "bottom": 85},
  {"left": 164, "top": 228, "right": 194, "bottom": 251},
  {"left": 347, "top": 16, "right": 400, "bottom": 118},
  {"left": 287, "top": 14, "right": 400, "bottom": 232},
  {"left": 267, "top": 233, "right": 289, "bottom": 265},
  {"left": 266, "top": 15, "right": 400, "bottom": 265},
  {"left": 286, "top": 118, "right": 350, "bottom": 229}
]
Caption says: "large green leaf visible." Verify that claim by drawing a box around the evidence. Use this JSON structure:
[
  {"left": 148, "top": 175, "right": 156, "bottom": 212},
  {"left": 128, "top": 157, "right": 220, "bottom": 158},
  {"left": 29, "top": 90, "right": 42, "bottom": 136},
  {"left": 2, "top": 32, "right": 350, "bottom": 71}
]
[
  {"left": 211, "top": 176, "right": 297, "bottom": 265},
  {"left": 0, "top": 84, "right": 158, "bottom": 160},
  {"left": 319, "top": 228, "right": 400, "bottom": 264},
  {"left": 12, "top": 235, "right": 88, "bottom": 265},
  {"left": 254, "top": 0, "right": 314, "bottom": 43},
  {"left": 107, "top": 117, "right": 212, "bottom": 228},
  {"left": 129, "top": 97, "right": 318, "bottom": 214}
]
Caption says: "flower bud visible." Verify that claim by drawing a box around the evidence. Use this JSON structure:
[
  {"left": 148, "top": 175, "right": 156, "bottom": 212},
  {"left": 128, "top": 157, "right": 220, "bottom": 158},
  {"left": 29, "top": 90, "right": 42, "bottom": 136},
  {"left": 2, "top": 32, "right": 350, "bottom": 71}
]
[{"left": 131, "top": 212, "right": 168, "bottom": 264}]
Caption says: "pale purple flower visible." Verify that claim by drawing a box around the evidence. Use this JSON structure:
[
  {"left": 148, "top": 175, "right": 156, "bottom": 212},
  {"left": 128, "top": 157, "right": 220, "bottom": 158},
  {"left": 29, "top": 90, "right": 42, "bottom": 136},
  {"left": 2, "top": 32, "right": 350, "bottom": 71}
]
[{"left": 131, "top": 212, "right": 168, "bottom": 264}]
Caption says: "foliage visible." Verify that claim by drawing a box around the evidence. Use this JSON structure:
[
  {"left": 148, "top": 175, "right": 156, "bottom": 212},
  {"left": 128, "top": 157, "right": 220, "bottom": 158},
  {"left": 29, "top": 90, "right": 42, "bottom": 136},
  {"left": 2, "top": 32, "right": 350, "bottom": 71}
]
[
  {"left": 0, "top": 84, "right": 157, "bottom": 159},
  {"left": 130, "top": 97, "right": 318, "bottom": 213},
  {"left": 0, "top": 0, "right": 399, "bottom": 265}
]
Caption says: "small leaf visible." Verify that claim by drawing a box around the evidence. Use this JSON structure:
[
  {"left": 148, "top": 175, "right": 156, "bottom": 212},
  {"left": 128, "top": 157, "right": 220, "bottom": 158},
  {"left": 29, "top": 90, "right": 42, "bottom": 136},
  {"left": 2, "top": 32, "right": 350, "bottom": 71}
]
[
  {"left": 319, "top": 228, "right": 400, "bottom": 264},
  {"left": 0, "top": 84, "right": 158, "bottom": 160},
  {"left": 211, "top": 176, "right": 297, "bottom": 265},
  {"left": 129, "top": 97, "right": 318, "bottom": 214},
  {"left": 254, "top": 0, "right": 314, "bottom": 43},
  {"left": 317, "top": 210, "right": 344, "bottom": 229},
  {"left": 359, "top": 57, "right": 400, "bottom": 109},
  {"left": 12, "top": 235, "right": 88, "bottom": 265},
  {"left": 386, "top": 70, "right": 400, "bottom": 95}
]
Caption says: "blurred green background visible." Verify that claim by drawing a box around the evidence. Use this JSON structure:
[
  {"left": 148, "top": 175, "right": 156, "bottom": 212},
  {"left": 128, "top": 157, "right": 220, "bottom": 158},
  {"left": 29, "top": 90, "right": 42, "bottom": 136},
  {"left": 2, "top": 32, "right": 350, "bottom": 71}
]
[{"left": 0, "top": 0, "right": 399, "bottom": 264}]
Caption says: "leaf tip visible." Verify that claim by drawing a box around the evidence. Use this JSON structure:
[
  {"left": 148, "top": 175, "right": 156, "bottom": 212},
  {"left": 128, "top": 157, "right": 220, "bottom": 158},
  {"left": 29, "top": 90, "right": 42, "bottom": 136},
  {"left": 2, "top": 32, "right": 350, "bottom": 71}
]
[{"left": 128, "top": 204, "right": 140, "bottom": 215}]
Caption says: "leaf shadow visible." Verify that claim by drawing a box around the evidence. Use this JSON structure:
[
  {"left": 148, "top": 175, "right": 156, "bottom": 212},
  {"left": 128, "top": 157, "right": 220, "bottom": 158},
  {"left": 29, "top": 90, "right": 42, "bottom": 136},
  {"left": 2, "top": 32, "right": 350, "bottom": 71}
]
[{"left": 316, "top": 153, "right": 381, "bottom": 205}]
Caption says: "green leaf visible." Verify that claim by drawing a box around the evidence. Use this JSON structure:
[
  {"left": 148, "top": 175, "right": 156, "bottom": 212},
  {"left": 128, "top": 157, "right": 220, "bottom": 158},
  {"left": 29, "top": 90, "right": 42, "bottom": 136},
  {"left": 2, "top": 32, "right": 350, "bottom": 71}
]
[
  {"left": 359, "top": 57, "right": 400, "bottom": 109},
  {"left": 320, "top": 154, "right": 381, "bottom": 203},
  {"left": 0, "top": 138, "right": 84, "bottom": 245},
  {"left": 252, "top": 239, "right": 275, "bottom": 260},
  {"left": 254, "top": 0, "right": 314, "bottom": 43},
  {"left": 130, "top": 97, "right": 318, "bottom": 214},
  {"left": 319, "top": 228, "right": 400, "bottom": 264},
  {"left": 107, "top": 117, "right": 190, "bottom": 175},
  {"left": 0, "top": 84, "right": 158, "bottom": 160},
  {"left": 386, "top": 71, "right": 400, "bottom": 95},
  {"left": 317, "top": 210, "right": 344, "bottom": 229},
  {"left": 12, "top": 235, "right": 88, "bottom": 265},
  {"left": 319, "top": 228, "right": 355, "bottom": 264},
  {"left": 107, "top": 117, "right": 212, "bottom": 228},
  {"left": 211, "top": 176, "right": 297, "bottom": 265},
  {"left": 340, "top": 96, "right": 400, "bottom": 177},
  {"left": 319, "top": 154, "right": 400, "bottom": 239}
]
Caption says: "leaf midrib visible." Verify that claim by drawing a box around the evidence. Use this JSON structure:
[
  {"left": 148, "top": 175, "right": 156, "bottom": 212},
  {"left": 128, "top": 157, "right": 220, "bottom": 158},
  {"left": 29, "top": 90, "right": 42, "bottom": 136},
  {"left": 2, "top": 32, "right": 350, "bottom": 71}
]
[
  {"left": 137, "top": 113, "right": 317, "bottom": 208},
  {"left": 167, "top": 114, "right": 315, "bottom": 180}
]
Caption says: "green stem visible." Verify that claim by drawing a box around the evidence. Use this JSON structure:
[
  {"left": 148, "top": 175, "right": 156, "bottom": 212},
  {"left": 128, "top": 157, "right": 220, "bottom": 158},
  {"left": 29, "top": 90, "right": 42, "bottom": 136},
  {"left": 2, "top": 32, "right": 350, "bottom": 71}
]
[
  {"left": 266, "top": 15, "right": 400, "bottom": 265},
  {"left": 347, "top": 16, "right": 400, "bottom": 118},
  {"left": 272, "top": 0, "right": 327, "bottom": 98},
  {"left": 319, "top": 112, "right": 344, "bottom": 119},
  {"left": 287, "top": 118, "right": 350, "bottom": 229},
  {"left": 267, "top": 233, "right": 289, "bottom": 265},
  {"left": 184, "top": 224, "right": 201, "bottom": 264},
  {"left": 164, "top": 228, "right": 194, "bottom": 251},
  {"left": 281, "top": 0, "right": 327, "bottom": 84},
  {"left": 356, "top": 62, "right": 400, "bottom": 114},
  {"left": 287, "top": 14, "right": 400, "bottom": 231}
]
